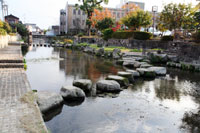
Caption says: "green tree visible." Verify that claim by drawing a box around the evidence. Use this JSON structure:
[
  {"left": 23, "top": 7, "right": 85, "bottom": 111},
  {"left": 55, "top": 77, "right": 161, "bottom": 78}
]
[
  {"left": 194, "top": 12, "right": 200, "bottom": 30},
  {"left": 121, "top": 9, "right": 152, "bottom": 30},
  {"left": 76, "top": 0, "right": 109, "bottom": 35},
  {"left": 96, "top": 17, "right": 114, "bottom": 31},
  {"left": 159, "top": 3, "right": 194, "bottom": 31},
  {"left": 157, "top": 22, "right": 168, "bottom": 36},
  {"left": 3, "top": 22, "right": 12, "bottom": 34}
]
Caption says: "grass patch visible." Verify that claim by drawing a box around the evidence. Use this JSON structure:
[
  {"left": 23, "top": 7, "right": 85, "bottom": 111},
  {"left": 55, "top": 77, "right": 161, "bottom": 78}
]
[{"left": 130, "top": 49, "right": 143, "bottom": 52}]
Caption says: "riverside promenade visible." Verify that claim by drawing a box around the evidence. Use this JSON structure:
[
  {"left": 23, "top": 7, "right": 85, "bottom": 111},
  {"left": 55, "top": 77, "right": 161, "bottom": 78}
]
[{"left": 0, "top": 45, "right": 47, "bottom": 133}]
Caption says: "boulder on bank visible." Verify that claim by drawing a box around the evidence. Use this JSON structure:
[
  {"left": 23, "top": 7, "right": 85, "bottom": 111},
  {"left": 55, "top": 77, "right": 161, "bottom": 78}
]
[
  {"left": 60, "top": 86, "right": 85, "bottom": 100},
  {"left": 148, "top": 67, "right": 167, "bottom": 75},
  {"left": 106, "top": 75, "right": 129, "bottom": 86},
  {"left": 140, "top": 63, "right": 152, "bottom": 68},
  {"left": 96, "top": 48, "right": 104, "bottom": 56},
  {"left": 96, "top": 80, "right": 122, "bottom": 93},
  {"left": 83, "top": 46, "right": 95, "bottom": 54},
  {"left": 112, "top": 48, "right": 121, "bottom": 59},
  {"left": 126, "top": 70, "right": 140, "bottom": 77},
  {"left": 73, "top": 79, "right": 92, "bottom": 93},
  {"left": 136, "top": 68, "right": 156, "bottom": 78},
  {"left": 117, "top": 71, "right": 134, "bottom": 83},
  {"left": 37, "top": 91, "right": 63, "bottom": 113}
]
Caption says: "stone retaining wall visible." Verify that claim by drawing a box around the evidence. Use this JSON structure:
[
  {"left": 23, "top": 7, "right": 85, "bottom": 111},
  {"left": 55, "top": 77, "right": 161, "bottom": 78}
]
[
  {"left": 77, "top": 37, "right": 200, "bottom": 63},
  {"left": 0, "top": 35, "right": 20, "bottom": 48}
]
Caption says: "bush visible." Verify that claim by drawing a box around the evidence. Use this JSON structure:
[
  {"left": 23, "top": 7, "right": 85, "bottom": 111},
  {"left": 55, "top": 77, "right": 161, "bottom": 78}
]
[
  {"left": 96, "top": 17, "right": 114, "bottom": 31},
  {"left": 112, "top": 31, "right": 134, "bottom": 39},
  {"left": 0, "top": 28, "right": 7, "bottom": 35},
  {"left": 77, "top": 32, "right": 84, "bottom": 37},
  {"left": 133, "top": 31, "right": 153, "bottom": 40},
  {"left": 63, "top": 39, "right": 73, "bottom": 44},
  {"left": 161, "top": 35, "right": 174, "bottom": 41},
  {"left": 102, "top": 28, "right": 114, "bottom": 41},
  {"left": 195, "top": 31, "right": 200, "bottom": 42}
]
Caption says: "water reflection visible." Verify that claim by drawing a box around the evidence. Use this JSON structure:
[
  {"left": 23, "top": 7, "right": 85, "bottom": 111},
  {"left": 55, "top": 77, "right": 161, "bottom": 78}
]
[{"left": 25, "top": 47, "right": 200, "bottom": 133}]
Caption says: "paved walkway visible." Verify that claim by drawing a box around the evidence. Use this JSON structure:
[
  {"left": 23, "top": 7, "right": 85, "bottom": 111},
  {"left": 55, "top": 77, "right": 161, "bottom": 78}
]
[{"left": 0, "top": 45, "right": 47, "bottom": 133}]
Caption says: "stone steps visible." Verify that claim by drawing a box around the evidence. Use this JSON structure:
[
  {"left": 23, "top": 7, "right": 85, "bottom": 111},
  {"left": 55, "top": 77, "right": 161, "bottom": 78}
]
[
  {"left": 0, "top": 59, "right": 23, "bottom": 63},
  {"left": 0, "top": 63, "right": 24, "bottom": 68}
]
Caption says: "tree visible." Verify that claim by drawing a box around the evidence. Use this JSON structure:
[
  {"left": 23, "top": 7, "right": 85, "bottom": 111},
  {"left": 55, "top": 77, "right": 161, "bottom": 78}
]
[
  {"left": 76, "top": 0, "right": 109, "bottom": 35},
  {"left": 157, "top": 22, "right": 168, "bottom": 36},
  {"left": 90, "top": 8, "right": 113, "bottom": 28},
  {"left": 3, "top": 22, "right": 12, "bottom": 34},
  {"left": 121, "top": 9, "right": 152, "bottom": 30},
  {"left": 159, "top": 3, "right": 193, "bottom": 31},
  {"left": 11, "top": 23, "right": 29, "bottom": 40},
  {"left": 194, "top": 12, "right": 200, "bottom": 30},
  {"left": 96, "top": 17, "right": 114, "bottom": 31}
]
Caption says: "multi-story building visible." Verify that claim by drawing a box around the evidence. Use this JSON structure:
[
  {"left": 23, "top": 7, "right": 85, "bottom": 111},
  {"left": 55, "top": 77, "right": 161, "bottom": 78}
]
[
  {"left": 52, "top": 25, "right": 60, "bottom": 36},
  {"left": 60, "top": 1, "right": 145, "bottom": 34}
]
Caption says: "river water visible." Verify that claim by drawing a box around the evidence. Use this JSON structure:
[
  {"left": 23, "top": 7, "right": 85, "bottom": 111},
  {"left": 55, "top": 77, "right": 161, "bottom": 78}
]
[{"left": 24, "top": 46, "right": 200, "bottom": 133}]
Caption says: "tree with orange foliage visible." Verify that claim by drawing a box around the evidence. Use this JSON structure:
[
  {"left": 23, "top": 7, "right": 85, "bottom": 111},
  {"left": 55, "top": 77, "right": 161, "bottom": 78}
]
[{"left": 90, "top": 8, "right": 113, "bottom": 28}]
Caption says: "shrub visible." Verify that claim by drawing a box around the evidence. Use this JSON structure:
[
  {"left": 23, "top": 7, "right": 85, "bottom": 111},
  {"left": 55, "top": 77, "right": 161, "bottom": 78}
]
[
  {"left": 195, "top": 31, "right": 200, "bottom": 42},
  {"left": 64, "top": 39, "right": 73, "bottom": 44},
  {"left": 102, "top": 28, "right": 114, "bottom": 41},
  {"left": 161, "top": 35, "right": 174, "bottom": 41},
  {"left": 78, "top": 32, "right": 84, "bottom": 37},
  {"left": 133, "top": 31, "right": 152, "bottom": 40},
  {"left": 112, "top": 31, "right": 134, "bottom": 39},
  {"left": 0, "top": 28, "right": 7, "bottom": 35}
]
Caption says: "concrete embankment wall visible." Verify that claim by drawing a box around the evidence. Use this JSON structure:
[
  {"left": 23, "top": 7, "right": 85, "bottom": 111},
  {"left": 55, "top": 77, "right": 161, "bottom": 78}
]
[{"left": 0, "top": 34, "right": 21, "bottom": 48}]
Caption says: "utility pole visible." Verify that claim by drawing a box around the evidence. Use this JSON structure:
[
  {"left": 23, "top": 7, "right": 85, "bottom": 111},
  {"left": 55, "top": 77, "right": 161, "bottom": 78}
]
[
  {"left": 152, "top": 6, "right": 158, "bottom": 37},
  {"left": 0, "top": 0, "right": 8, "bottom": 21}
]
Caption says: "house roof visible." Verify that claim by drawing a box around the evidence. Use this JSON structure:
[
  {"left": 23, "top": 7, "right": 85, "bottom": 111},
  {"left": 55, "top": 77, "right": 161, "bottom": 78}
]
[{"left": 5, "top": 14, "right": 19, "bottom": 20}]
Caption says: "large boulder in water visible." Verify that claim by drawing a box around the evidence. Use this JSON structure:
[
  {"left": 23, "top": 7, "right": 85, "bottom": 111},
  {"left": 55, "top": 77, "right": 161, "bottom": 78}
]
[
  {"left": 73, "top": 79, "right": 92, "bottom": 93},
  {"left": 148, "top": 67, "right": 167, "bottom": 76},
  {"left": 106, "top": 75, "right": 129, "bottom": 87},
  {"left": 37, "top": 91, "right": 63, "bottom": 113},
  {"left": 136, "top": 68, "right": 156, "bottom": 78},
  {"left": 117, "top": 71, "right": 134, "bottom": 83},
  {"left": 126, "top": 70, "right": 140, "bottom": 77},
  {"left": 60, "top": 86, "right": 85, "bottom": 100},
  {"left": 148, "top": 52, "right": 169, "bottom": 64},
  {"left": 96, "top": 80, "right": 122, "bottom": 93}
]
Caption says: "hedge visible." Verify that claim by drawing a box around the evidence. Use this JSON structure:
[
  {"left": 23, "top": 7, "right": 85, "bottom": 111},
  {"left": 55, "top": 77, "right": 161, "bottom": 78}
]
[
  {"left": 133, "top": 31, "right": 153, "bottom": 40},
  {"left": 112, "top": 31, "right": 134, "bottom": 39},
  {"left": 102, "top": 28, "right": 114, "bottom": 41},
  {"left": 161, "top": 35, "right": 174, "bottom": 41}
]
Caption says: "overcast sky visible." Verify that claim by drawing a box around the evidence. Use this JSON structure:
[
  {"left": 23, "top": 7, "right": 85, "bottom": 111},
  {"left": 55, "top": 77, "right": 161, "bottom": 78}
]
[{"left": 6, "top": 0, "right": 199, "bottom": 29}]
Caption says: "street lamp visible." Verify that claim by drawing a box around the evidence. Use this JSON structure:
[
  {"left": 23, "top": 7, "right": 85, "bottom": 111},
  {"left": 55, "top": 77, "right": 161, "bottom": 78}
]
[{"left": 152, "top": 6, "right": 158, "bottom": 36}]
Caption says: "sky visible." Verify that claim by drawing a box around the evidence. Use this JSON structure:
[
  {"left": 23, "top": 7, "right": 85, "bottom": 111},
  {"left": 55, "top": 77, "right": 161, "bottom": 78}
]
[{"left": 5, "top": 0, "right": 199, "bottom": 29}]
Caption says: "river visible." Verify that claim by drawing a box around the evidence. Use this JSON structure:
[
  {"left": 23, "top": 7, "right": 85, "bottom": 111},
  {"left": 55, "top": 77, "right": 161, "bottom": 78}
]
[{"left": 24, "top": 46, "right": 200, "bottom": 133}]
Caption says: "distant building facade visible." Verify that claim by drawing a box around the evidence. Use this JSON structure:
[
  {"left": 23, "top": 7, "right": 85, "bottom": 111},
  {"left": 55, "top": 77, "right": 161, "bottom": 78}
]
[
  {"left": 25, "top": 23, "right": 42, "bottom": 35},
  {"left": 5, "top": 14, "right": 19, "bottom": 25},
  {"left": 52, "top": 25, "right": 60, "bottom": 36},
  {"left": 60, "top": 1, "right": 145, "bottom": 34}
]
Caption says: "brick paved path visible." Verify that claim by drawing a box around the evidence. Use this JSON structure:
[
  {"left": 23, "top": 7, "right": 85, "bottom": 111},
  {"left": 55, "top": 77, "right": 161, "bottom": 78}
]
[{"left": 0, "top": 46, "right": 47, "bottom": 133}]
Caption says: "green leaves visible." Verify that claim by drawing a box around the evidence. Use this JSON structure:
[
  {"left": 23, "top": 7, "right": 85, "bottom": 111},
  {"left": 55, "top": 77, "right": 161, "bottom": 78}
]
[
  {"left": 159, "top": 3, "right": 194, "bottom": 31},
  {"left": 96, "top": 17, "right": 114, "bottom": 31},
  {"left": 121, "top": 10, "right": 152, "bottom": 30}
]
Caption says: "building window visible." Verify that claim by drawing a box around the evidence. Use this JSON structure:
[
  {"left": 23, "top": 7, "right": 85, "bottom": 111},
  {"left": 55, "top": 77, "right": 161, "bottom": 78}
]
[
  {"left": 73, "top": 9, "right": 76, "bottom": 15},
  {"left": 117, "top": 13, "right": 120, "bottom": 18},
  {"left": 78, "top": 10, "right": 81, "bottom": 15},
  {"left": 82, "top": 20, "right": 85, "bottom": 25},
  {"left": 113, "top": 12, "right": 116, "bottom": 16},
  {"left": 82, "top": 11, "right": 85, "bottom": 15},
  {"left": 73, "top": 20, "right": 76, "bottom": 26},
  {"left": 121, "top": 13, "right": 124, "bottom": 17}
]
